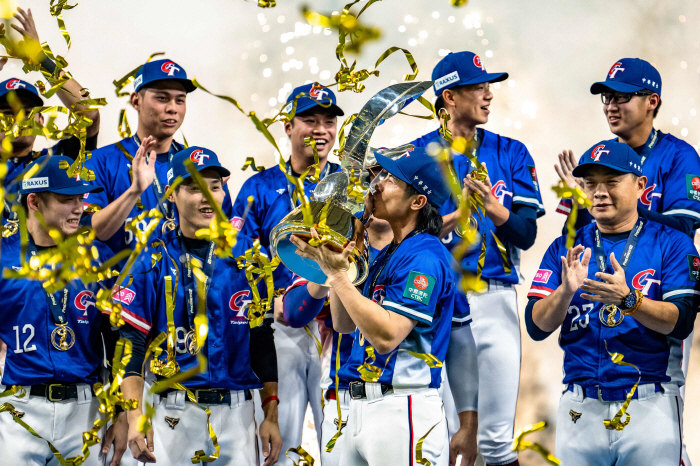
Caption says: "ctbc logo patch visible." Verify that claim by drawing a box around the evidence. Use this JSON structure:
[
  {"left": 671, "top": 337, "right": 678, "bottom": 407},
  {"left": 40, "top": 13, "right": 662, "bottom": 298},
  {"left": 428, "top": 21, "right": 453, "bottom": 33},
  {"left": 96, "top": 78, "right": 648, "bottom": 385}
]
[
  {"left": 632, "top": 269, "right": 660, "bottom": 296},
  {"left": 491, "top": 180, "right": 512, "bottom": 204},
  {"left": 190, "top": 149, "right": 209, "bottom": 166},
  {"left": 371, "top": 285, "right": 386, "bottom": 305},
  {"left": 229, "top": 290, "right": 252, "bottom": 323},
  {"left": 694, "top": 257, "right": 700, "bottom": 271},
  {"left": 161, "top": 61, "right": 180, "bottom": 77},
  {"left": 5, "top": 78, "right": 27, "bottom": 90},
  {"left": 591, "top": 144, "right": 609, "bottom": 162},
  {"left": 112, "top": 287, "right": 136, "bottom": 305},
  {"left": 473, "top": 55, "right": 484, "bottom": 70},
  {"left": 309, "top": 86, "right": 328, "bottom": 101},
  {"left": 231, "top": 217, "right": 245, "bottom": 231},
  {"left": 641, "top": 184, "right": 658, "bottom": 208},
  {"left": 414, "top": 275, "right": 429, "bottom": 290},
  {"left": 608, "top": 62, "right": 625, "bottom": 79},
  {"left": 533, "top": 269, "right": 552, "bottom": 283},
  {"left": 692, "top": 177, "right": 700, "bottom": 191}
]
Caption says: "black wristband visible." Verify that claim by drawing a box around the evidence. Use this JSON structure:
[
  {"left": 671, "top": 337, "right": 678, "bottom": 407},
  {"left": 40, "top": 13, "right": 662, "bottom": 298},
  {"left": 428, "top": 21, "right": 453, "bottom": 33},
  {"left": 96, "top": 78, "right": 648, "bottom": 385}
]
[{"left": 40, "top": 56, "right": 57, "bottom": 75}]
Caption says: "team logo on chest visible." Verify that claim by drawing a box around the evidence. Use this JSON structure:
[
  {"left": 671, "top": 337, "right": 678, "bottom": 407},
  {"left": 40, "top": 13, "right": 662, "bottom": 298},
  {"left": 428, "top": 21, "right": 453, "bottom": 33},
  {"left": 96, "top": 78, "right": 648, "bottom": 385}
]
[
  {"left": 190, "top": 149, "right": 209, "bottom": 166},
  {"left": 490, "top": 180, "right": 512, "bottom": 204},
  {"left": 229, "top": 290, "right": 252, "bottom": 324},
  {"left": 632, "top": 269, "right": 660, "bottom": 296},
  {"left": 371, "top": 285, "right": 386, "bottom": 305},
  {"left": 591, "top": 144, "right": 610, "bottom": 162},
  {"left": 74, "top": 290, "right": 95, "bottom": 323},
  {"left": 5, "top": 78, "right": 26, "bottom": 90},
  {"left": 608, "top": 62, "right": 625, "bottom": 79},
  {"left": 161, "top": 61, "right": 180, "bottom": 76},
  {"left": 640, "top": 184, "right": 659, "bottom": 209}
]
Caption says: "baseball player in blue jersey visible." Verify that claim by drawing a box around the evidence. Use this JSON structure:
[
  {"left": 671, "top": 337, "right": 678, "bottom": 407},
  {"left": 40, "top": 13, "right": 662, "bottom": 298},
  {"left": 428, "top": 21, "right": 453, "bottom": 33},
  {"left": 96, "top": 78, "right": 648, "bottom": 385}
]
[
  {"left": 527, "top": 141, "right": 700, "bottom": 466},
  {"left": 291, "top": 147, "right": 456, "bottom": 466},
  {"left": 554, "top": 57, "right": 700, "bottom": 465},
  {"left": 0, "top": 9, "right": 101, "bottom": 227},
  {"left": 83, "top": 58, "right": 236, "bottom": 254},
  {"left": 410, "top": 51, "right": 545, "bottom": 466},
  {"left": 233, "top": 82, "right": 344, "bottom": 464},
  {"left": 0, "top": 155, "right": 124, "bottom": 465},
  {"left": 118, "top": 147, "right": 282, "bottom": 465}
]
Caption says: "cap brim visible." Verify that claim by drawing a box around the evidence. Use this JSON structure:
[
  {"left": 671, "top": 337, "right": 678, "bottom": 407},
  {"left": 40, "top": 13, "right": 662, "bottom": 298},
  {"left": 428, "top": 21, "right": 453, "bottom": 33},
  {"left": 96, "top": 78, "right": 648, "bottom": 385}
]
[
  {"left": 464, "top": 72, "right": 509, "bottom": 85},
  {"left": 295, "top": 102, "right": 344, "bottom": 117},
  {"left": 374, "top": 152, "right": 411, "bottom": 186},
  {"left": 50, "top": 185, "right": 104, "bottom": 195},
  {"left": 572, "top": 162, "right": 635, "bottom": 178},
  {"left": 590, "top": 81, "right": 644, "bottom": 95},
  {"left": 180, "top": 165, "right": 231, "bottom": 181},
  {"left": 139, "top": 78, "right": 197, "bottom": 93},
  {"left": 0, "top": 89, "right": 43, "bottom": 108}
]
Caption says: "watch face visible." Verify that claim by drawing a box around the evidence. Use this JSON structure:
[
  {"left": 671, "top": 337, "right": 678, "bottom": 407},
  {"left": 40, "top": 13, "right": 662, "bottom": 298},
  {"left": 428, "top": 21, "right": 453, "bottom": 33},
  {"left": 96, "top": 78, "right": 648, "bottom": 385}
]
[{"left": 624, "top": 292, "right": 636, "bottom": 309}]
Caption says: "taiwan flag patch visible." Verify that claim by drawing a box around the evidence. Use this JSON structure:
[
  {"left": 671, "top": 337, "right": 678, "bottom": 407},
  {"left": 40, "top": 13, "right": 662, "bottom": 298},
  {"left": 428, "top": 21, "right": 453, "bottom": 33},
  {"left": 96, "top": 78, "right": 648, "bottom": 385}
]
[{"left": 403, "top": 271, "right": 436, "bottom": 305}]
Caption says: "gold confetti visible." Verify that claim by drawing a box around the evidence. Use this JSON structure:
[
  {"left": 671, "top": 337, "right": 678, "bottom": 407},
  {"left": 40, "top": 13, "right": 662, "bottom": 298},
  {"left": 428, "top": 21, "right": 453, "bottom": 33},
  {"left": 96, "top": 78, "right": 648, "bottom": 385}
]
[
  {"left": 234, "top": 239, "right": 278, "bottom": 328},
  {"left": 512, "top": 422, "right": 561, "bottom": 465},
  {"left": 241, "top": 157, "right": 265, "bottom": 172},
  {"left": 552, "top": 181, "right": 592, "bottom": 248},
  {"left": 49, "top": 0, "right": 77, "bottom": 49},
  {"left": 603, "top": 341, "right": 640, "bottom": 431},
  {"left": 416, "top": 421, "right": 440, "bottom": 466},
  {"left": 451, "top": 0, "right": 469, "bottom": 6},
  {"left": 286, "top": 445, "right": 315, "bottom": 465}
]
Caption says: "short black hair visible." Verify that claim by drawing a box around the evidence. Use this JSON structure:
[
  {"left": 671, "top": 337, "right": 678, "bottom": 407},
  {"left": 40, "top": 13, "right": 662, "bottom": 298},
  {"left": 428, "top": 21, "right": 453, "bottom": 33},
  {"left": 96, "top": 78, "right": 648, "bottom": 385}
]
[
  {"left": 19, "top": 191, "right": 51, "bottom": 211},
  {"left": 653, "top": 98, "right": 662, "bottom": 118},
  {"left": 404, "top": 184, "right": 443, "bottom": 237},
  {"left": 435, "top": 93, "right": 445, "bottom": 114}
]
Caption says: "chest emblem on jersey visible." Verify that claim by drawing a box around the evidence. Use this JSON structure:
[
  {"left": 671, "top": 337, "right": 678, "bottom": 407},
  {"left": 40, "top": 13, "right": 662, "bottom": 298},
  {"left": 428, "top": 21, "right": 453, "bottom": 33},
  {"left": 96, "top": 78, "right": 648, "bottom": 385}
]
[
  {"left": 632, "top": 269, "right": 660, "bottom": 296},
  {"left": 640, "top": 184, "right": 659, "bottom": 209},
  {"left": 74, "top": 290, "right": 95, "bottom": 323},
  {"left": 403, "top": 271, "right": 436, "bottom": 305},
  {"left": 685, "top": 175, "right": 700, "bottom": 201},
  {"left": 569, "top": 410, "right": 582, "bottom": 423},
  {"left": 230, "top": 290, "right": 252, "bottom": 324},
  {"left": 164, "top": 416, "right": 180, "bottom": 429},
  {"left": 490, "top": 181, "right": 512, "bottom": 204},
  {"left": 371, "top": 285, "right": 386, "bottom": 305},
  {"left": 687, "top": 255, "right": 700, "bottom": 282}
]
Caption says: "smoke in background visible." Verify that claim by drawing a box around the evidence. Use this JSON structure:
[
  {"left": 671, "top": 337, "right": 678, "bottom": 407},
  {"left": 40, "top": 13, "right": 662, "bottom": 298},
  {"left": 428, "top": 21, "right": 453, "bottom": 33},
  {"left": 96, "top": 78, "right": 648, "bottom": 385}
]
[{"left": 4, "top": 0, "right": 699, "bottom": 463}]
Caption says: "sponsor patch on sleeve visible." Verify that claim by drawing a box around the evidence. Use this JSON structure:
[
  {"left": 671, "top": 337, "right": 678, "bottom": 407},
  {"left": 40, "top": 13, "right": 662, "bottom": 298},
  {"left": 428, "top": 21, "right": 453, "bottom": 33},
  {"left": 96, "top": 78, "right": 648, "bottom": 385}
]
[
  {"left": 231, "top": 216, "right": 245, "bottom": 231},
  {"left": 533, "top": 269, "right": 553, "bottom": 283},
  {"left": 403, "top": 271, "right": 436, "bottom": 305},
  {"left": 112, "top": 287, "right": 136, "bottom": 305},
  {"left": 685, "top": 175, "right": 700, "bottom": 201},
  {"left": 687, "top": 255, "right": 700, "bottom": 282},
  {"left": 527, "top": 165, "right": 539, "bottom": 191}
]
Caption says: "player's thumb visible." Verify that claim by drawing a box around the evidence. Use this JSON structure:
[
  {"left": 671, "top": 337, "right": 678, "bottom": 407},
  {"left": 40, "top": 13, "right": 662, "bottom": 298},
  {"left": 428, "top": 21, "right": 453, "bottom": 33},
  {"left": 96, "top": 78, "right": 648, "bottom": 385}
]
[
  {"left": 342, "top": 241, "right": 356, "bottom": 260},
  {"left": 610, "top": 252, "right": 622, "bottom": 271},
  {"left": 448, "top": 443, "right": 457, "bottom": 466},
  {"left": 261, "top": 434, "right": 270, "bottom": 457},
  {"left": 147, "top": 428, "right": 154, "bottom": 452},
  {"left": 102, "top": 426, "right": 114, "bottom": 454}
]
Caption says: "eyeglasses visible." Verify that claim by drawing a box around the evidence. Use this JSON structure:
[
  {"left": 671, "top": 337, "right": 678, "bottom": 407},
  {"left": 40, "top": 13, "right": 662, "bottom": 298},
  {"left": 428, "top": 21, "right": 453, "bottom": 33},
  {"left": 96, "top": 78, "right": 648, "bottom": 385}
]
[{"left": 601, "top": 90, "right": 654, "bottom": 105}]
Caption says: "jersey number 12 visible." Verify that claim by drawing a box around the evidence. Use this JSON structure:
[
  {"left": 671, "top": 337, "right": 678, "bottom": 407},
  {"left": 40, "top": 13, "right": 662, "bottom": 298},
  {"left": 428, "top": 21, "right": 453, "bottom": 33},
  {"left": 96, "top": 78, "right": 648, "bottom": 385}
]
[{"left": 13, "top": 324, "right": 37, "bottom": 353}]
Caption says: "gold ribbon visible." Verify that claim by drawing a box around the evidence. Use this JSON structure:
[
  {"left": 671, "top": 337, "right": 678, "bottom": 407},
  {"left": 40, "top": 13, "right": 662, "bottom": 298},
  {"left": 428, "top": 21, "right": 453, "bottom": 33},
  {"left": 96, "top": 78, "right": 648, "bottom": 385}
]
[
  {"left": 334, "top": 113, "right": 357, "bottom": 159},
  {"left": 286, "top": 445, "right": 315, "bottom": 465},
  {"left": 233, "top": 239, "right": 277, "bottom": 328},
  {"left": 242, "top": 157, "right": 265, "bottom": 172},
  {"left": 512, "top": 421, "right": 561, "bottom": 465},
  {"left": 451, "top": 0, "right": 469, "bottom": 5},
  {"left": 324, "top": 333, "right": 344, "bottom": 452},
  {"left": 258, "top": 0, "right": 276, "bottom": 6},
  {"left": 49, "top": 0, "right": 77, "bottom": 49},
  {"left": 552, "top": 180, "right": 592, "bottom": 248},
  {"left": 603, "top": 341, "right": 640, "bottom": 431},
  {"left": 416, "top": 421, "right": 440, "bottom": 466}
]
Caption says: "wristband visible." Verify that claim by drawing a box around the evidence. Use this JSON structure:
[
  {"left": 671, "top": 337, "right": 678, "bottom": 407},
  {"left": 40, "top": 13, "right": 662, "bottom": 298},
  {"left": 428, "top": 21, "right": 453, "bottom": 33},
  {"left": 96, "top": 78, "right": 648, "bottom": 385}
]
[
  {"left": 40, "top": 55, "right": 57, "bottom": 75},
  {"left": 261, "top": 395, "right": 279, "bottom": 409}
]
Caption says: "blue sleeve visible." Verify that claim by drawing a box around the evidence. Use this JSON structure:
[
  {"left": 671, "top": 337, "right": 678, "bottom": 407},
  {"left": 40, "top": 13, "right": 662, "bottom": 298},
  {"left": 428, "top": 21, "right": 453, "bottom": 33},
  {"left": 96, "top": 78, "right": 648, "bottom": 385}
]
[
  {"left": 524, "top": 297, "right": 552, "bottom": 341},
  {"left": 84, "top": 152, "right": 113, "bottom": 209},
  {"left": 509, "top": 142, "right": 545, "bottom": 217},
  {"left": 232, "top": 178, "right": 262, "bottom": 239},
  {"left": 495, "top": 205, "right": 537, "bottom": 250},
  {"left": 115, "top": 248, "right": 160, "bottom": 335},
  {"left": 283, "top": 279, "right": 326, "bottom": 328},
  {"left": 526, "top": 237, "right": 564, "bottom": 300},
  {"left": 660, "top": 232, "right": 700, "bottom": 307},
  {"left": 667, "top": 295, "right": 696, "bottom": 340},
  {"left": 638, "top": 206, "right": 693, "bottom": 237},
  {"left": 382, "top": 250, "right": 450, "bottom": 325},
  {"left": 660, "top": 143, "right": 700, "bottom": 229}
]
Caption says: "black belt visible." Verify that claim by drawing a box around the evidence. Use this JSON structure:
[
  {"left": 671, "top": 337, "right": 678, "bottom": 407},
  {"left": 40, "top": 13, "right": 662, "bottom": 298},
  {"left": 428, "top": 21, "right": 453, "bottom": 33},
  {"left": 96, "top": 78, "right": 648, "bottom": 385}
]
[
  {"left": 160, "top": 388, "right": 252, "bottom": 405},
  {"left": 29, "top": 383, "right": 92, "bottom": 402},
  {"left": 568, "top": 383, "right": 662, "bottom": 402},
  {"left": 349, "top": 381, "right": 393, "bottom": 400}
]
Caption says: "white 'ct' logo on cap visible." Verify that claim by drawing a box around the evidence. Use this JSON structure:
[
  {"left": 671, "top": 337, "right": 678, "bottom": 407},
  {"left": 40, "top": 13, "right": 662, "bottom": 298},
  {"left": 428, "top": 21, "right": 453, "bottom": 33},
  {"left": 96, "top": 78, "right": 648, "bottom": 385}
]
[
  {"left": 591, "top": 144, "right": 610, "bottom": 162},
  {"left": 309, "top": 87, "right": 328, "bottom": 101},
  {"left": 190, "top": 149, "right": 209, "bottom": 166},
  {"left": 608, "top": 62, "right": 625, "bottom": 79},
  {"left": 161, "top": 61, "right": 180, "bottom": 77}
]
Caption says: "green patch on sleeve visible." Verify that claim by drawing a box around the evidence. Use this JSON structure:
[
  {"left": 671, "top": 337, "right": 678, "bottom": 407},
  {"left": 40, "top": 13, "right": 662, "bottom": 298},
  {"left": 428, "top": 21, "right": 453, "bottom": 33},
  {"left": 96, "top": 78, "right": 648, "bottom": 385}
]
[
  {"left": 403, "top": 271, "right": 436, "bottom": 305},
  {"left": 685, "top": 174, "right": 700, "bottom": 201},
  {"left": 687, "top": 254, "right": 700, "bottom": 282}
]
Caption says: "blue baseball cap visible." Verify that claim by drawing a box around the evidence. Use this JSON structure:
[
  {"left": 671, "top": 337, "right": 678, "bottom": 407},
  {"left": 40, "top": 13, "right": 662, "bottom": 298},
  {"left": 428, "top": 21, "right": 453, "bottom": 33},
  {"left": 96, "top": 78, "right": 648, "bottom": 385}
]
[
  {"left": 572, "top": 141, "right": 643, "bottom": 178},
  {"left": 0, "top": 78, "right": 43, "bottom": 108},
  {"left": 590, "top": 58, "right": 661, "bottom": 96},
  {"left": 134, "top": 58, "right": 196, "bottom": 93},
  {"left": 283, "top": 83, "right": 344, "bottom": 117},
  {"left": 432, "top": 51, "right": 508, "bottom": 95},
  {"left": 19, "top": 155, "right": 104, "bottom": 195},
  {"left": 373, "top": 146, "right": 450, "bottom": 208},
  {"left": 167, "top": 146, "right": 231, "bottom": 184}
]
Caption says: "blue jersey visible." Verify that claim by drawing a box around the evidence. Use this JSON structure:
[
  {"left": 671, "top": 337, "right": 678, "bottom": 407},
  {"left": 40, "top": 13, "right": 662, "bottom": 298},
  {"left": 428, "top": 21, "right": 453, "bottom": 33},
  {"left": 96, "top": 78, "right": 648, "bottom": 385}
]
[
  {"left": 527, "top": 220, "right": 700, "bottom": 388},
  {"left": 84, "top": 138, "right": 235, "bottom": 253},
  {"left": 0, "top": 233, "right": 113, "bottom": 386},
  {"left": 557, "top": 130, "right": 700, "bottom": 228},
  {"left": 338, "top": 232, "right": 455, "bottom": 389},
  {"left": 117, "top": 229, "right": 267, "bottom": 390},
  {"left": 232, "top": 162, "right": 341, "bottom": 290}
]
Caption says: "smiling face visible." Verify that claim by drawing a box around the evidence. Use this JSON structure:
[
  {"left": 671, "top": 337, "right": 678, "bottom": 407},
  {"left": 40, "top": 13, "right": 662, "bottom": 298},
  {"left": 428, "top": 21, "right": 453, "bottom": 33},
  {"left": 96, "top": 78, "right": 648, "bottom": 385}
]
[
  {"left": 602, "top": 91, "right": 659, "bottom": 140},
  {"left": 285, "top": 108, "right": 337, "bottom": 163},
  {"left": 131, "top": 80, "right": 187, "bottom": 141},
  {"left": 582, "top": 166, "right": 646, "bottom": 227},
  {"left": 27, "top": 192, "right": 85, "bottom": 237},
  {"left": 442, "top": 82, "right": 493, "bottom": 126},
  {"left": 169, "top": 169, "right": 225, "bottom": 238}
]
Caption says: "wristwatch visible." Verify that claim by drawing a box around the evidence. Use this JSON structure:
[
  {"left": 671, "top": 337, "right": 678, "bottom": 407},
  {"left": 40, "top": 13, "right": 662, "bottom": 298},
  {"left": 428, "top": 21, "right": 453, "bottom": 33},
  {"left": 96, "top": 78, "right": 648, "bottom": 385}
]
[{"left": 620, "top": 288, "right": 637, "bottom": 310}]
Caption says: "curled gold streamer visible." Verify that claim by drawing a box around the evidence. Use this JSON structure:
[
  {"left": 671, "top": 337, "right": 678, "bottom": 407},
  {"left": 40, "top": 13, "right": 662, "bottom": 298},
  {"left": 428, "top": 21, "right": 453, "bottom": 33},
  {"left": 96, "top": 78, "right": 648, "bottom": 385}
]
[
  {"left": 286, "top": 445, "right": 315, "bottom": 466},
  {"left": 233, "top": 240, "right": 277, "bottom": 328},
  {"left": 334, "top": 113, "right": 358, "bottom": 159},
  {"left": 241, "top": 156, "right": 265, "bottom": 172},
  {"left": 552, "top": 181, "right": 592, "bottom": 249},
  {"left": 49, "top": 0, "right": 77, "bottom": 49},
  {"left": 512, "top": 422, "right": 561, "bottom": 465},
  {"left": 324, "top": 333, "right": 344, "bottom": 453},
  {"left": 258, "top": 0, "right": 277, "bottom": 7},
  {"left": 416, "top": 421, "right": 440, "bottom": 466},
  {"left": 603, "top": 341, "right": 640, "bottom": 431}
]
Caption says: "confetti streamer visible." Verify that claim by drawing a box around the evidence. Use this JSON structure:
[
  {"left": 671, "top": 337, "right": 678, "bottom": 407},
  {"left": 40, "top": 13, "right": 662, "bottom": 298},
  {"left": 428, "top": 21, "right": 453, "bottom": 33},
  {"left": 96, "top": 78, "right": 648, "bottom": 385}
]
[
  {"left": 286, "top": 445, "right": 315, "bottom": 465},
  {"left": 603, "top": 341, "right": 640, "bottom": 431},
  {"left": 551, "top": 180, "right": 592, "bottom": 248},
  {"left": 49, "top": 0, "right": 77, "bottom": 49},
  {"left": 512, "top": 422, "right": 561, "bottom": 465},
  {"left": 416, "top": 421, "right": 440, "bottom": 466},
  {"left": 241, "top": 157, "right": 265, "bottom": 172},
  {"left": 234, "top": 240, "right": 278, "bottom": 328},
  {"left": 324, "top": 334, "right": 344, "bottom": 453},
  {"left": 258, "top": 0, "right": 276, "bottom": 6}
]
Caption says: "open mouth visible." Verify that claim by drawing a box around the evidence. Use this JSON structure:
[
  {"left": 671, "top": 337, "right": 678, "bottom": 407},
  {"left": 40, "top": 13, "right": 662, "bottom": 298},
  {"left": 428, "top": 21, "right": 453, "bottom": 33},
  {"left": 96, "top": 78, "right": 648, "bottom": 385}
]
[
  {"left": 199, "top": 207, "right": 214, "bottom": 217},
  {"left": 313, "top": 138, "right": 328, "bottom": 150},
  {"left": 66, "top": 218, "right": 80, "bottom": 227},
  {"left": 607, "top": 116, "right": 621, "bottom": 124},
  {"left": 162, "top": 119, "right": 178, "bottom": 127}
]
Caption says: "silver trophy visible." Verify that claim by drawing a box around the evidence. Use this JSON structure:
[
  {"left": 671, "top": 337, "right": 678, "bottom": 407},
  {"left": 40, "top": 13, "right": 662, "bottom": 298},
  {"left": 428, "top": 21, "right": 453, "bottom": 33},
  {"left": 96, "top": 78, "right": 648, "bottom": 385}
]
[{"left": 269, "top": 81, "right": 434, "bottom": 286}]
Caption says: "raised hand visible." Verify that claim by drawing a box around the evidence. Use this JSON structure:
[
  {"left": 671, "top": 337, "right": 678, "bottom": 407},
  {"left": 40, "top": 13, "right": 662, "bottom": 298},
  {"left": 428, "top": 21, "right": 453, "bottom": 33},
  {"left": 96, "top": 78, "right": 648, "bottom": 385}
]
[
  {"left": 129, "top": 136, "right": 157, "bottom": 195},
  {"left": 560, "top": 245, "right": 591, "bottom": 295},
  {"left": 580, "top": 252, "right": 631, "bottom": 305},
  {"left": 12, "top": 8, "right": 40, "bottom": 43},
  {"left": 291, "top": 227, "right": 354, "bottom": 280},
  {"left": 554, "top": 149, "right": 583, "bottom": 190}
]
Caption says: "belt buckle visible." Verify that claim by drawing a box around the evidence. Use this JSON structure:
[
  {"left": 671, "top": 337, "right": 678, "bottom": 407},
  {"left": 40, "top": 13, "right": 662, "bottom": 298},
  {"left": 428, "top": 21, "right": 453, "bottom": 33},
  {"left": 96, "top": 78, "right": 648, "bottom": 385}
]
[
  {"left": 47, "top": 384, "right": 64, "bottom": 402},
  {"left": 194, "top": 389, "right": 210, "bottom": 403},
  {"left": 349, "top": 381, "right": 363, "bottom": 400}
]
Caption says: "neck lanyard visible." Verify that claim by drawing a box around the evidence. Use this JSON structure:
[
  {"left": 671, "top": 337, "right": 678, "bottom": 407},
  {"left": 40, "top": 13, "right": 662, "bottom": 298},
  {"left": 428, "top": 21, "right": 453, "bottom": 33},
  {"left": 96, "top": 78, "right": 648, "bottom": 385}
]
[
  {"left": 177, "top": 230, "right": 217, "bottom": 330},
  {"left": 285, "top": 159, "right": 333, "bottom": 211},
  {"left": 366, "top": 230, "right": 419, "bottom": 296},
  {"left": 26, "top": 238, "right": 70, "bottom": 325},
  {"left": 635, "top": 128, "right": 659, "bottom": 167},
  {"left": 593, "top": 218, "right": 646, "bottom": 274}
]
